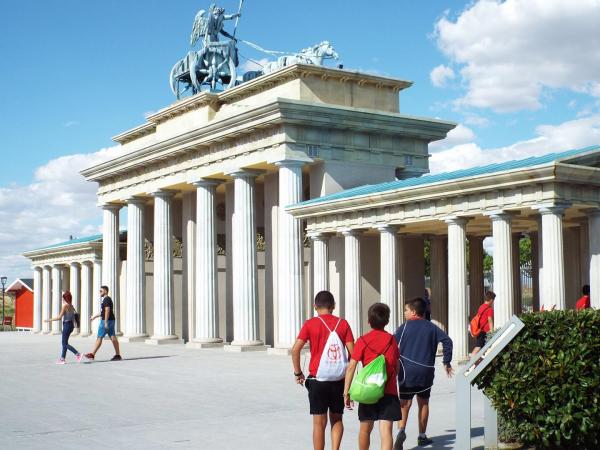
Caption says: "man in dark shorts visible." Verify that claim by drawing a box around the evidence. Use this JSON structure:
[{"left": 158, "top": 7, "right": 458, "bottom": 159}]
[
  {"left": 344, "top": 303, "right": 401, "bottom": 450},
  {"left": 393, "top": 298, "right": 453, "bottom": 449},
  {"left": 471, "top": 291, "right": 495, "bottom": 356},
  {"left": 292, "top": 291, "right": 354, "bottom": 450},
  {"left": 85, "top": 285, "right": 122, "bottom": 361}
]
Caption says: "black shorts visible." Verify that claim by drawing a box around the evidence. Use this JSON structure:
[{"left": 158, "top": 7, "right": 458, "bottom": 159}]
[
  {"left": 358, "top": 394, "right": 402, "bottom": 422},
  {"left": 399, "top": 386, "right": 431, "bottom": 400},
  {"left": 305, "top": 377, "right": 344, "bottom": 415},
  {"left": 475, "top": 331, "right": 487, "bottom": 348}
]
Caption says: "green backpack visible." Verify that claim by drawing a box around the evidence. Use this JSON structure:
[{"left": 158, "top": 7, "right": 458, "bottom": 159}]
[{"left": 349, "top": 336, "right": 393, "bottom": 404}]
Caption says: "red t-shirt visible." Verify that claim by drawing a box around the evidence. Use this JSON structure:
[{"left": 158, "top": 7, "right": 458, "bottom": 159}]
[
  {"left": 477, "top": 303, "right": 494, "bottom": 332},
  {"left": 351, "top": 329, "right": 399, "bottom": 396},
  {"left": 297, "top": 314, "right": 354, "bottom": 377},
  {"left": 576, "top": 295, "right": 590, "bottom": 310}
]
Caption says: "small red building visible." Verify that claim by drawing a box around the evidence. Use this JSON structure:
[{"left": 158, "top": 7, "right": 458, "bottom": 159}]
[{"left": 7, "top": 278, "right": 34, "bottom": 330}]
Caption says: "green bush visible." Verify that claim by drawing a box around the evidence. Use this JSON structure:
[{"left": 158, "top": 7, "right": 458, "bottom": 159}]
[{"left": 476, "top": 310, "right": 599, "bottom": 449}]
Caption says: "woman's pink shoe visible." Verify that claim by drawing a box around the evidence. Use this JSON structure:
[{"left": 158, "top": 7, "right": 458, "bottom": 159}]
[
  {"left": 76, "top": 353, "right": 83, "bottom": 363},
  {"left": 56, "top": 358, "right": 66, "bottom": 365}
]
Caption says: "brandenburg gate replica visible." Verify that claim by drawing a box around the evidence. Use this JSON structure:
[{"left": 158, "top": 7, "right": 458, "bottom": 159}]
[{"left": 24, "top": 4, "right": 600, "bottom": 358}]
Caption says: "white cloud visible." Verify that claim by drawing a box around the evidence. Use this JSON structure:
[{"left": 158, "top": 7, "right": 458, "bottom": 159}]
[
  {"left": 430, "top": 64, "right": 455, "bottom": 88},
  {"left": 430, "top": 114, "right": 600, "bottom": 173},
  {"left": 63, "top": 120, "right": 79, "bottom": 128},
  {"left": 429, "top": 123, "right": 476, "bottom": 152},
  {"left": 434, "top": 0, "right": 600, "bottom": 112},
  {"left": 0, "top": 146, "right": 122, "bottom": 280}
]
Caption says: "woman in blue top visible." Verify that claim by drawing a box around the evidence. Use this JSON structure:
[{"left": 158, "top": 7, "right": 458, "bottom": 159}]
[{"left": 45, "top": 291, "right": 83, "bottom": 365}]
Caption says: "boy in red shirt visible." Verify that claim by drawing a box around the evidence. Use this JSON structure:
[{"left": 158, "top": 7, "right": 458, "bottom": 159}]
[
  {"left": 343, "top": 303, "right": 401, "bottom": 450},
  {"left": 471, "top": 291, "right": 495, "bottom": 356},
  {"left": 292, "top": 291, "right": 355, "bottom": 450},
  {"left": 576, "top": 285, "right": 590, "bottom": 310}
]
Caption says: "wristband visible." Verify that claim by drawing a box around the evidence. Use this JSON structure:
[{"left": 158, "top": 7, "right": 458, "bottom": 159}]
[{"left": 294, "top": 371, "right": 303, "bottom": 377}]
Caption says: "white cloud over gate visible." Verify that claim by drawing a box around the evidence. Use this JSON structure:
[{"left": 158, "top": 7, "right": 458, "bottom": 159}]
[
  {"left": 430, "top": 114, "right": 600, "bottom": 173},
  {"left": 0, "top": 146, "right": 121, "bottom": 280},
  {"left": 433, "top": 0, "right": 600, "bottom": 112}
]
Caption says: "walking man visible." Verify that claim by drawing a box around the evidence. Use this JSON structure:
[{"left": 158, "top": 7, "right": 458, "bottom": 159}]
[
  {"left": 471, "top": 291, "right": 495, "bottom": 356},
  {"left": 393, "top": 298, "right": 453, "bottom": 449},
  {"left": 85, "top": 285, "right": 122, "bottom": 361}
]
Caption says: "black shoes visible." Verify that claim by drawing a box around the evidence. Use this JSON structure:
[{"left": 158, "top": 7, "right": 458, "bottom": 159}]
[{"left": 110, "top": 354, "right": 122, "bottom": 361}]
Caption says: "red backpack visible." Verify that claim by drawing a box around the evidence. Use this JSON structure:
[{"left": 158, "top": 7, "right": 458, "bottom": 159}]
[{"left": 469, "top": 305, "right": 491, "bottom": 337}]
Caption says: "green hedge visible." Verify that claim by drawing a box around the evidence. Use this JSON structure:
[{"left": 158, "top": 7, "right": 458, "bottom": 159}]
[{"left": 476, "top": 310, "right": 599, "bottom": 449}]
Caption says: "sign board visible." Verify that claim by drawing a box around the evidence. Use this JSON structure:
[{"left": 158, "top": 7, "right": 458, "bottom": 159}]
[{"left": 456, "top": 315, "right": 525, "bottom": 450}]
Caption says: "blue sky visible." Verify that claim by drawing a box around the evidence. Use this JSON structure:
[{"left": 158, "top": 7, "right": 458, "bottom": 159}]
[{"left": 1, "top": 0, "right": 600, "bottom": 278}]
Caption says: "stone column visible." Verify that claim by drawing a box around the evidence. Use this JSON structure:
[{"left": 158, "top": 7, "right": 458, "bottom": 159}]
[
  {"left": 182, "top": 191, "right": 196, "bottom": 343},
  {"left": 489, "top": 212, "right": 514, "bottom": 328},
  {"left": 80, "top": 262, "right": 92, "bottom": 336},
  {"left": 191, "top": 180, "right": 223, "bottom": 347},
  {"left": 102, "top": 203, "right": 121, "bottom": 334},
  {"left": 91, "top": 260, "right": 102, "bottom": 334},
  {"left": 589, "top": 210, "right": 600, "bottom": 308},
  {"left": 147, "top": 190, "right": 178, "bottom": 343},
  {"left": 468, "top": 235, "right": 485, "bottom": 318},
  {"left": 536, "top": 216, "right": 544, "bottom": 309},
  {"left": 42, "top": 266, "right": 51, "bottom": 333},
  {"left": 125, "top": 197, "right": 147, "bottom": 341},
  {"left": 310, "top": 233, "right": 329, "bottom": 299},
  {"left": 275, "top": 161, "right": 305, "bottom": 349},
  {"left": 69, "top": 262, "right": 80, "bottom": 335},
  {"left": 343, "top": 229, "right": 362, "bottom": 336},
  {"left": 512, "top": 234, "right": 522, "bottom": 315},
  {"left": 539, "top": 205, "right": 567, "bottom": 310},
  {"left": 429, "top": 236, "right": 448, "bottom": 331},
  {"left": 530, "top": 232, "right": 540, "bottom": 311},
  {"left": 446, "top": 218, "right": 468, "bottom": 360},
  {"left": 379, "top": 225, "right": 398, "bottom": 331},
  {"left": 51, "top": 265, "right": 62, "bottom": 334},
  {"left": 32, "top": 267, "right": 42, "bottom": 333},
  {"left": 227, "top": 170, "right": 265, "bottom": 350}
]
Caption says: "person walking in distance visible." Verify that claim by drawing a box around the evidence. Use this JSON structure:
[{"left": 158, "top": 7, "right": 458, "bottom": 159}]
[
  {"left": 85, "top": 285, "right": 122, "bottom": 361},
  {"left": 45, "top": 291, "right": 83, "bottom": 364},
  {"left": 470, "top": 291, "right": 495, "bottom": 356}
]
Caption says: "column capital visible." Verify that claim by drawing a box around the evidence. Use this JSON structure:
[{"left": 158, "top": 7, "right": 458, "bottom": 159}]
[
  {"left": 69, "top": 262, "right": 80, "bottom": 268},
  {"left": 444, "top": 216, "right": 469, "bottom": 226},
  {"left": 484, "top": 210, "right": 514, "bottom": 221},
  {"left": 125, "top": 196, "right": 147, "bottom": 205},
  {"left": 101, "top": 203, "right": 122, "bottom": 212},
  {"left": 192, "top": 178, "right": 221, "bottom": 188},
  {"left": 533, "top": 202, "right": 571, "bottom": 216},
  {"left": 340, "top": 228, "right": 362, "bottom": 237},
  {"left": 80, "top": 260, "right": 93, "bottom": 267},
  {"left": 307, "top": 231, "right": 330, "bottom": 241},
  {"left": 375, "top": 224, "right": 399, "bottom": 233},
  {"left": 150, "top": 189, "right": 177, "bottom": 199},
  {"left": 225, "top": 168, "right": 264, "bottom": 179},
  {"left": 273, "top": 159, "right": 308, "bottom": 168}
]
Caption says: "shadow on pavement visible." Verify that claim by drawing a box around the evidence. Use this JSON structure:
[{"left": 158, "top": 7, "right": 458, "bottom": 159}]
[
  {"left": 405, "top": 427, "right": 483, "bottom": 450},
  {"left": 86, "top": 355, "right": 175, "bottom": 364}
]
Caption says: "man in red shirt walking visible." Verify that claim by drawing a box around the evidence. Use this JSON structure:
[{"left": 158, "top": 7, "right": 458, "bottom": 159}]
[
  {"left": 292, "top": 291, "right": 355, "bottom": 450},
  {"left": 471, "top": 291, "right": 495, "bottom": 356},
  {"left": 344, "top": 303, "right": 401, "bottom": 450},
  {"left": 576, "top": 285, "right": 590, "bottom": 310}
]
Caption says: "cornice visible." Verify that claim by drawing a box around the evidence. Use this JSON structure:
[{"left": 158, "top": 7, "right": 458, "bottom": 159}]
[{"left": 82, "top": 99, "right": 455, "bottom": 182}]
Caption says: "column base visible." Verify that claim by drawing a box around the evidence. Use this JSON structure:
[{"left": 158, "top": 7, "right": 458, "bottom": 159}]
[
  {"left": 78, "top": 332, "right": 91, "bottom": 338},
  {"left": 51, "top": 331, "right": 61, "bottom": 335},
  {"left": 120, "top": 335, "right": 148, "bottom": 343},
  {"left": 267, "top": 347, "right": 293, "bottom": 356},
  {"left": 225, "top": 342, "right": 269, "bottom": 352},
  {"left": 145, "top": 336, "right": 184, "bottom": 346},
  {"left": 186, "top": 341, "right": 225, "bottom": 349}
]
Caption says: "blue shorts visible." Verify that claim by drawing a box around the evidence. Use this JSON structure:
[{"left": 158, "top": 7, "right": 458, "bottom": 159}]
[{"left": 97, "top": 320, "right": 116, "bottom": 338}]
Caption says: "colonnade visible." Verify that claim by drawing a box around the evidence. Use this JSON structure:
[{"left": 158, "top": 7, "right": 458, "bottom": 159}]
[
  {"left": 308, "top": 205, "right": 600, "bottom": 360},
  {"left": 32, "top": 260, "right": 102, "bottom": 336}
]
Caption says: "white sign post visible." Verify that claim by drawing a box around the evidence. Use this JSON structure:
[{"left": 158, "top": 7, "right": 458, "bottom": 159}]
[{"left": 456, "top": 315, "right": 525, "bottom": 449}]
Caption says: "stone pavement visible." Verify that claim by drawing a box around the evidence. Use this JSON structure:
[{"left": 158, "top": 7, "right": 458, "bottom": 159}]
[{"left": 0, "top": 333, "right": 485, "bottom": 449}]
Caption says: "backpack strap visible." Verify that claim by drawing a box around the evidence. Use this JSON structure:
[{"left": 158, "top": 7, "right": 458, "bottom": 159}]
[
  {"left": 317, "top": 316, "right": 332, "bottom": 333},
  {"left": 361, "top": 335, "right": 394, "bottom": 356},
  {"left": 478, "top": 305, "right": 492, "bottom": 327},
  {"left": 332, "top": 319, "right": 342, "bottom": 333}
]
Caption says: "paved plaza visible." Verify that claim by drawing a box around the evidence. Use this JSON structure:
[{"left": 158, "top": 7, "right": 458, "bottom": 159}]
[{"left": 0, "top": 333, "right": 485, "bottom": 449}]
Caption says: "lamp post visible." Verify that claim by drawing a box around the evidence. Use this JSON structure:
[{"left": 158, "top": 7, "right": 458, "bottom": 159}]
[{"left": 1, "top": 276, "right": 7, "bottom": 331}]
